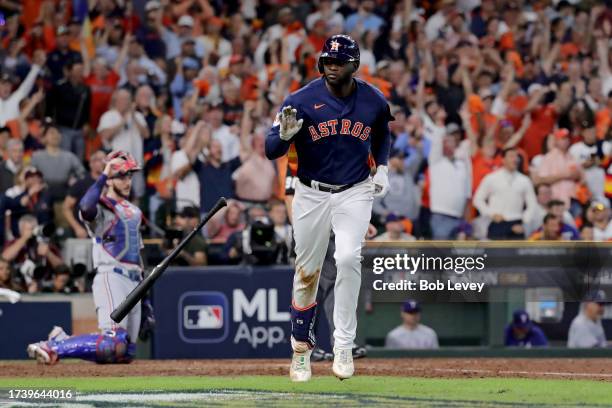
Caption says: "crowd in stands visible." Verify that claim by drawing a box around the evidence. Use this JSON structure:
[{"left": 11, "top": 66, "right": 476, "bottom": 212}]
[{"left": 1, "top": 0, "right": 612, "bottom": 293}]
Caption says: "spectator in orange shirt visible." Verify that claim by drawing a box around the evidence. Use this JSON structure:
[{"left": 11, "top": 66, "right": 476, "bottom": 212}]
[
  {"left": 596, "top": 91, "right": 612, "bottom": 139},
  {"left": 22, "top": 21, "right": 56, "bottom": 57},
  {"left": 82, "top": 35, "right": 129, "bottom": 130},
  {"left": 521, "top": 83, "right": 573, "bottom": 160}
]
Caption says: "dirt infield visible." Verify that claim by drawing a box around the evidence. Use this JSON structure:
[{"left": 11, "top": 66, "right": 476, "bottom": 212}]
[{"left": 3, "top": 358, "right": 612, "bottom": 381}]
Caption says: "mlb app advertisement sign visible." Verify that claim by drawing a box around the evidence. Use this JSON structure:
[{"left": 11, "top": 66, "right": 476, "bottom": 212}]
[
  {"left": 178, "top": 289, "right": 288, "bottom": 348},
  {"left": 152, "top": 267, "right": 323, "bottom": 358}
]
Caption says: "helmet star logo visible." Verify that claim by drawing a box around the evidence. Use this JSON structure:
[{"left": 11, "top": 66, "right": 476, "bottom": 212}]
[{"left": 330, "top": 40, "right": 340, "bottom": 52}]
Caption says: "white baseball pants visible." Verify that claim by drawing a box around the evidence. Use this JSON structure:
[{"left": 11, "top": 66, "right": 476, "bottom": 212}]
[
  {"left": 92, "top": 269, "right": 141, "bottom": 342},
  {"left": 292, "top": 178, "right": 373, "bottom": 349}
]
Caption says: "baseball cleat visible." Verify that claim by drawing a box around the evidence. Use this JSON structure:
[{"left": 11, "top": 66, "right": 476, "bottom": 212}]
[
  {"left": 48, "top": 326, "right": 68, "bottom": 342},
  {"left": 332, "top": 347, "right": 354, "bottom": 380},
  {"left": 290, "top": 337, "right": 313, "bottom": 382},
  {"left": 290, "top": 349, "right": 313, "bottom": 382},
  {"left": 26, "top": 342, "right": 58, "bottom": 365},
  {"left": 311, "top": 347, "right": 333, "bottom": 362},
  {"left": 352, "top": 345, "right": 367, "bottom": 359}
]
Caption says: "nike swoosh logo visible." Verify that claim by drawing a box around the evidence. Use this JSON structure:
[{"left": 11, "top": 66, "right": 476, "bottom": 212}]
[{"left": 314, "top": 104, "right": 325, "bottom": 110}]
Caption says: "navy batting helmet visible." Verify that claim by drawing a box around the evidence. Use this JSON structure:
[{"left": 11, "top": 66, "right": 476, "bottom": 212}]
[{"left": 318, "top": 34, "right": 360, "bottom": 74}]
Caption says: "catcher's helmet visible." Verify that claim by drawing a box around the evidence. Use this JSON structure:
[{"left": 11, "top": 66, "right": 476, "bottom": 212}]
[
  {"left": 106, "top": 150, "right": 141, "bottom": 175},
  {"left": 318, "top": 34, "right": 360, "bottom": 74}
]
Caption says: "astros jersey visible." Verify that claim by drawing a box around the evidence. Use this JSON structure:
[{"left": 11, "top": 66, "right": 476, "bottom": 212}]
[
  {"left": 265, "top": 77, "right": 392, "bottom": 186},
  {"left": 82, "top": 197, "right": 144, "bottom": 273}
]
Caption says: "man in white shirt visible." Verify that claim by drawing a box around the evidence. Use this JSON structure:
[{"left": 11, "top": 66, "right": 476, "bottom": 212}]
[
  {"left": 171, "top": 127, "right": 200, "bottom": 210},
  {"left": 590, "top": 201, "right": 612, "bottom": 241},
  {"left": 427, "top": 121, "right": 471, "bottom": 239},
  {"left": 524, "top": 183, "right": 552, "bottom": 237},
  {"left": 306, "top": 0, "right": 344, "bottom": 31},
  {"left": 198, "top": 17, "right": 232, "bottom": 60},
  {"left": 568, "top": 115, "right": 610, "bottom": 204},
  {"left": 205, "top": 102, "right": 240, "bottom": 163},
  {"left": 98, "top": 89, "right": 150, "bottom": 199},
  {"left": 568, "top": 290, "right": 608, "bottom": 348},
  {"left": 474, "top": 148, "right": 538, "bottom": 239},
  {"left": 385, "top": 300, "right": 439, "bottom": 349},
  {"left": 424, "top": 0, "right": 454, "bottom": 40},
  {"left": 0, "top": 50, "right": 45, "bottom": 126}
]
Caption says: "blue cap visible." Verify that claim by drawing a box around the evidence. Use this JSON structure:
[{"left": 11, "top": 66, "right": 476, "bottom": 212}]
[
  {"left": 585, "top": 289, "right": 609, "bottom": 304},
  {"left": 512, "top": 310, "right": 531, "bottom": 329},
  {"left": 386, "top": 213, "right": 404, "bottom": 223},
  {"left": 403, "top": 299, "right": 421, "bottom": 313}
]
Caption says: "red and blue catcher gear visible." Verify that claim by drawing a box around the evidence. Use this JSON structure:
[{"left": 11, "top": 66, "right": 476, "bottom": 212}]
[
  {"left": 318, "top": 34, "right": 360, "bottom": 73},
  {"left": 97, "top": 196, "right": 143, "bottom": 265},
  {"left": 105, "top": 150, "right": 142, "bottom": 176},
  {"left": 79, "top": 175, "right": 143, "bottom": 266},
  {"left": 45, "top": 328, "right": 135, "bottom": 364}
]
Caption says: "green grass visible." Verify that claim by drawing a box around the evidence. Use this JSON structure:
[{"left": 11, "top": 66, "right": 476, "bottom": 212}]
[{"left": 2, "top": 376, "right": 612, "bottom": 406}]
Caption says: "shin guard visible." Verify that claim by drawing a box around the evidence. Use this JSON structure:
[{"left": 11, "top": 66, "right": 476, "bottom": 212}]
[
  {"left": 47, "top": 328, "right": 135, "bottom": 364},
  {"left": 290, "top": 302, "right": 317, "bottom": 349}
]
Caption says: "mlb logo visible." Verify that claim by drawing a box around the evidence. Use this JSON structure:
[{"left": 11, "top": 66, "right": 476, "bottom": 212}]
[
  {"left": 179, "top": 291, "right": 229, "bottom": 343},
  {"left": 184, "top": 305, "right": 223, "bottom": 329}
]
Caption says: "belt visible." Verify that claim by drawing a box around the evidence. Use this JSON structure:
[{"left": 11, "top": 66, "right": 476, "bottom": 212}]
[
  {"left": 299, "top": 177, "right": 354, "bottom": 194},
  {"left": 113, "top": 267, "right": 142, "bottom": 283}
]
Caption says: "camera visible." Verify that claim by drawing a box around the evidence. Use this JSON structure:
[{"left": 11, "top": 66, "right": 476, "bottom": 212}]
[
  {"left": 28, "top": 222, "right": 56, "bottom": 245},
  {"left": 247, "top": 217, "right": 280, "bottom": 266},
  {"left": 164, "top": 228, "right": 184, "bottom": 248},
  {"left": 33, "top": 223, "right": 55, "bottom": 239}
]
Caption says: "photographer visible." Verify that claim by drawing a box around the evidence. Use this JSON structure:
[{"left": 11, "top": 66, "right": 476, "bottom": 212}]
[
  {"left": 1, "top": 215, "right": 64, "bottom": 293},
  {"left": 223, "top": 212, "right": 289, "bottom": 266},
  {"left": 164, "top": 206, "right": 207, "bottom": 266}
]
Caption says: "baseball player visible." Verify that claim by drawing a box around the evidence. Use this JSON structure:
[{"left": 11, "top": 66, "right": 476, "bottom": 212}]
[
  {"left": 26, "top": 151, "right": 145, "bottom": 364},
  {"left": 568, "top": 290, "right": 609, "bottom": 348},
  {"left": 504, "top": 310, "right": 548, "bottom": 347},
  {"left": 284, "top": 154, "right": 372, "bottom": 361},
  {"left": 265, "top": 34, "right": 392, "bottom": 381}
]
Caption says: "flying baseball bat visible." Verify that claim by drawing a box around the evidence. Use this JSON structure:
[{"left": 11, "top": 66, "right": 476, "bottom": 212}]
[{"left": 110, "top": 197, "right": 228, "bottom": 323}]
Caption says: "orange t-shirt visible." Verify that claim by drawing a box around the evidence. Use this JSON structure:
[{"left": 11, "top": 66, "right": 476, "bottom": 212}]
[
  {"left": 19, "top": 0, "right": 45, "bottom": 29},
  {"left": 85, "top": 70, "right": 120, "bottom": 129},
  {"left": 505, "top": 94, "right": 528, "bottom": 129},
  {"left": 596, "top": 107, "right": 611, "bottom": 139},
  {"left": 520, "top": 104, "right": 557, "bottom": 160},
  {"left": 471, "top": 149, "right": 501, "bottom": 194},
  {"left": 470, "top": 112, "right": 497, "bottom": 140}
]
